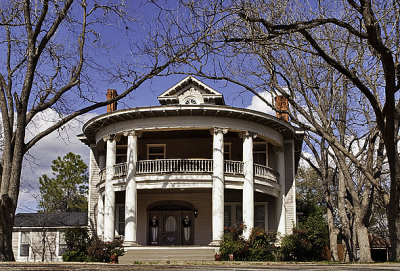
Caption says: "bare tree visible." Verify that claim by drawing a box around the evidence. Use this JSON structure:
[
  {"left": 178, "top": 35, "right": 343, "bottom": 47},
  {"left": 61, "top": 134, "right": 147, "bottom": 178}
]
[
  {"left": 159, "top": 0, "right": 398, "bottom": 261},
  {"left": 0, "top": 0, "right": 216, "bottom": 261}
]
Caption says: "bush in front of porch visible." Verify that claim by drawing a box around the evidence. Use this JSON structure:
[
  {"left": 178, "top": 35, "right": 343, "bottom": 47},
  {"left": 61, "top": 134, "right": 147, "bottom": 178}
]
[{"left": 219, "top": 224, "right": 278, "bottom": 261}]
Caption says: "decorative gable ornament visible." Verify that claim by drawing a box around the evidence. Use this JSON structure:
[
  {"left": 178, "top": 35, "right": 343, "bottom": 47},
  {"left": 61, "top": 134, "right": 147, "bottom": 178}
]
[
  {"left": 178, "top": 87, "right": 204, "bottom": 105},
  {"left": 158, "top": 76, "right": 225, "bottom": 105}
]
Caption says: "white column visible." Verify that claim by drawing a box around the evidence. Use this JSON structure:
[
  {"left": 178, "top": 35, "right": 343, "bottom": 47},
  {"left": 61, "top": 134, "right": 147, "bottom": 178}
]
[
  {"left": 210, "top": 127, "right": 226, "bottom": 246},
  {"left": 124, "top": 131, "right": 138, "bottom": 246},
  {"left": 276, "top": 149, "right": 286, "bottom": 236},
  {"left": 104, "top": 136, "right": 116, "bottom": 242},
  {"left": 242, "top": 132, "right": 254, "bottom": 239},
  {"left": 97, "top": 153, "right": 106, "bottom": 238},
  {"left": 97, "top": 193, "right": 104, "bottom": 238}
]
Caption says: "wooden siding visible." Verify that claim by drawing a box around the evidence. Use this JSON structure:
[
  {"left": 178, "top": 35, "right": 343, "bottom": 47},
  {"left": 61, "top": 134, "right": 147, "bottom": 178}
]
[
  {"left": 284, "top": 142, "right": 295, "bottom": 234},
  {"left": 88, "top": 146, "right": 100, "bottom": 235},
  {"left": 12, "top": 230, "right": 62, "bottom": 262}
]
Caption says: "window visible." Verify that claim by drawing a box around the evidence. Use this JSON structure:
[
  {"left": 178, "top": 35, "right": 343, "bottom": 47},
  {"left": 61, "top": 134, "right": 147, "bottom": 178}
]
[
  {"left": 147, "top": 144, "right": 166, "bottom": 160},
  {"left": 58, "top": 232, "right": 67, "bottom": 256},
  {"left": 224, "top": 203, "right": 268, "bottom": 230},
  {"left": 20, "top": 232, "right": 30, "bottom": 257},
  {"left": 253, "top": 142, "right": 267, "bottom": 166},
  {"left": 254, "top": 204, "right": 266, "bottom": 229},
  {"left": 117, "top": 206, "right": 125, "bottom": 236},
  {"left": 224, "top": 143, "right": 232, "bottom": 160},
  {"left": 224, "top": 205, "right": 232, "bottom": 228},
  {"left": 183, "top": 97, "right": 199, "bottom": 105}
]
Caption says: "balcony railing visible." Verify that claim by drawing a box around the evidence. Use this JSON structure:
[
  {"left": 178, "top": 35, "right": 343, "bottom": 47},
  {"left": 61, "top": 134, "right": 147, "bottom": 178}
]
[
  {"left": 254, "top": 164, "right": 279, "bottom": 182},
  {"left": 98, "top": 160, "right": 278, "bottom": 183},
  {"left": 224, "top": 160, "right": 243, "bottom": 175},
  {"left": 137, "top": 159, "right": 213, "bottom": 174},
  {"left": 114, "top": 162, "right": 127, "bottom": 178}
]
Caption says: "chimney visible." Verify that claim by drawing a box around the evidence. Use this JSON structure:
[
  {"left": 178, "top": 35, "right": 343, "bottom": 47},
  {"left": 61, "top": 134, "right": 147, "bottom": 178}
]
[
  {"left": 275, "top": 96, "right": 289, "bottom": 122},
  {"left": 107, "top": 89, "right": 118, "bottom": 112}
]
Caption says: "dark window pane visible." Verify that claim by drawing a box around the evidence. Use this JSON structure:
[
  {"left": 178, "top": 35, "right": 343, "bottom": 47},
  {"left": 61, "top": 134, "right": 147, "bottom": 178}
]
[
  {"left": 236, "top": 205, "right": 243, "bottom": 223},
  {"left": 20, "top": 244, "right": 29, "bottom": 257},
  {"left": 224, "top": 206, "right": 232, "bottom": 227}
]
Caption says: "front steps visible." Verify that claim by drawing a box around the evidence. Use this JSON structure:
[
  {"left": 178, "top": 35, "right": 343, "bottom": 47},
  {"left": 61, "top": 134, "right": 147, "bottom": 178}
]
[{"left": 119, "top": 246, "right": 218, "bottom": 263}]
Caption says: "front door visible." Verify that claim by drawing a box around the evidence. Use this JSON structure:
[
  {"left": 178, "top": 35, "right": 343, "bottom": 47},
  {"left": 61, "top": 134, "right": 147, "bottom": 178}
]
[
  {"left": 162, "top": 212, "right": 180, "bottom": 246},
  {"left": 148, "top": 209, "right": 194, "bottom": 246}
]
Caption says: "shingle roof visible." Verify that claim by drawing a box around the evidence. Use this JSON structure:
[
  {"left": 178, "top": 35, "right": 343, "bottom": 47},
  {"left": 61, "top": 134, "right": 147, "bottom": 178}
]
[{"left": 14, "top": 212, "right": 87, "bottom": 228}]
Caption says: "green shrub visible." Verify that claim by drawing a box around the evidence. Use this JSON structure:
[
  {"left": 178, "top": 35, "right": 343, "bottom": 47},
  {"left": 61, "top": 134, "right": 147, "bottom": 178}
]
[
  {"left": 62, "top": 227, "right": 90, "bottom": 262},
  {"left": 219, "top": 224, "right": 277, "bottom": 261},
  {"left": 280, "top": 228, "right": 312, "bottom": 261},
  {"left": 248, "top": 227, "right": 277, "bottom": 261},
  {"left": 62, "top": 250, "right": 87, "bottom": 262},
  {"left": 87, "top": 238, "right": 124, "bottom": 262}
]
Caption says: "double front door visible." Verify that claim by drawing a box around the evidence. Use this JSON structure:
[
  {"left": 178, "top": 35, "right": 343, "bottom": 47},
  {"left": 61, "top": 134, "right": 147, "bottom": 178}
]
[{"left": 148, "top": 211, "right": 194, "bottom": 246}]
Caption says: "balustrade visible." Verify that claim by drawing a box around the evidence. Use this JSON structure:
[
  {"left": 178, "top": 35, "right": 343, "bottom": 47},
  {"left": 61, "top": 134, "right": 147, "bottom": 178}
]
[
  {"left": 224, "top": 160, "right": 243, "bottom": 175},
  {"left": 98, "top": 160, "right": 278, "bottom": 182},
  {"left": 254, "top": 164, "right": 279, "bottom": 182}
]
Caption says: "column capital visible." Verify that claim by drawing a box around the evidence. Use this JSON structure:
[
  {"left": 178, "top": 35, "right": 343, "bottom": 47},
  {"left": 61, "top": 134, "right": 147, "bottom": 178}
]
[
  {"left": 102, "top": 134, "right": 114, "bottom": 142},
  {"left": 210, "top": 127, "right": 228, "bottom": 135},
  {"left": 239, "top": 130, "right": 257, "bottom": 139},
  {"left": 123, "top": 130, "right": 142, "bottom": 137}
]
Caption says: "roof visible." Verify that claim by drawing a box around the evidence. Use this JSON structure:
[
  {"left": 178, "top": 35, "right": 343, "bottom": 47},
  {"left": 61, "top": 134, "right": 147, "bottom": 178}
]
[
  {"left": 157, "top": 76, "right": 225, "bottom": 105},
  {"left": 14, "top": 212, "right": 87, "bottom": 228},
  {"left": 79, "top": 105, "right": 304, "bottom": 172}
]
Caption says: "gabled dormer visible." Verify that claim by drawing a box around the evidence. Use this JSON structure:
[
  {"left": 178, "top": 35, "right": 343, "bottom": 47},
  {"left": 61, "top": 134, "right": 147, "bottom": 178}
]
[{"left": 157, "top": 76, "right": 225, "bottom": 105}]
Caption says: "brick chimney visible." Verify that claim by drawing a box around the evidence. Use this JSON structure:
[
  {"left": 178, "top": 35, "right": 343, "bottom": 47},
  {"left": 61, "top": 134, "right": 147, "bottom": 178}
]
[
  {"left": 275, "top": 96, "right": 289, "bottom": 122},
  {"left": 106, "top": 89, "right": 118, "bottom": 112}
]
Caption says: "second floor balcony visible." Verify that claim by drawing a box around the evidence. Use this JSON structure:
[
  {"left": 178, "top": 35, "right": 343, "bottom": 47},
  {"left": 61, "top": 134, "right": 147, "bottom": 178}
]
[{"left": 98, "top": 158, "right": 279, "bottom": 184}]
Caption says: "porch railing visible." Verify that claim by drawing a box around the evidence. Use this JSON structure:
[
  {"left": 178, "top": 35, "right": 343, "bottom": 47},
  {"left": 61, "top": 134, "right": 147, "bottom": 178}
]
[
  {"left": 114, "top": 162, "right": 127, "bottom": 178},
  {"left": 224, "top": 160, "right": 243, "bottom": 175},
  {"left": 136, "top": 159, "right": 213, "bottom": 174},
  {"left": 98, "top": 160, "right": 278, "bottom": 183},
  {"left": 254, "top": 164, "right": 279, "bottom": 182}
]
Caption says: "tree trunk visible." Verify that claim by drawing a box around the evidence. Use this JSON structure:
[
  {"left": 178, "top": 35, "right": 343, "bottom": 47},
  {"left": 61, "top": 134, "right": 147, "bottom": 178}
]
[
  {"left": 337, "top": 170, "right": 355, "bottom": 262},
  {"left": 387, "top": 165, "right": 400, "bottom": 261},
  {"left": 327, "top": 207, "right": 339, "bottom": 261},
  {"left": 0, "top": 201, "right": 16, "bottom": 261},
  {"left": 356, "top": 220, "right": 372, "bottom": 262}
]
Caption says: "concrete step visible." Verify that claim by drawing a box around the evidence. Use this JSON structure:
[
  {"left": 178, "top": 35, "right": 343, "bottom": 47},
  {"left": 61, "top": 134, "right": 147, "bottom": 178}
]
[{"left": 119, "top": 247, "right": 218, "bottom": 263}]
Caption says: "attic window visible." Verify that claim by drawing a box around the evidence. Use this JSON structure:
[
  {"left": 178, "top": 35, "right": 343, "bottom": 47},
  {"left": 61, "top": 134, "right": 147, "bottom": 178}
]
[{"left": 183, "top": 97, "right": 199, "bottom": 105}]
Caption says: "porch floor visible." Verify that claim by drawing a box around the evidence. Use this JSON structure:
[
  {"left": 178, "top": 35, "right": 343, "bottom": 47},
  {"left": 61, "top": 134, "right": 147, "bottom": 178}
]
[{"left": 120, "top": 246, "right": 218, "bottom": 263}]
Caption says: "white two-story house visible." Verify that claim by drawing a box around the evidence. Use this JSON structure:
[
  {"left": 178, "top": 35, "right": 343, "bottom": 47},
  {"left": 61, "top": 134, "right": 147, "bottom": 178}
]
[{"left": 78, "top": 76, "right": 303, "bottom": 247}]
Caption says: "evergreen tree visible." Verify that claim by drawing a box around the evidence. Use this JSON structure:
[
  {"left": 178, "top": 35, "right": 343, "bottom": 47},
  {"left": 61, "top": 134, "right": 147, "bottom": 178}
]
[{"left": 39, "top": 152, "right": 88, "bottom": 213}]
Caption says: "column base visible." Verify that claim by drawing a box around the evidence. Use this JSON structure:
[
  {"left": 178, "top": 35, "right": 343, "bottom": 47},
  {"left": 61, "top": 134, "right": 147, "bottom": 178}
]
[
  {"left": 123, "top": 241, "right": 140, "bottom": 247},
  {"left": 209, "top": 240, "right": 221, "bottom": 246}
]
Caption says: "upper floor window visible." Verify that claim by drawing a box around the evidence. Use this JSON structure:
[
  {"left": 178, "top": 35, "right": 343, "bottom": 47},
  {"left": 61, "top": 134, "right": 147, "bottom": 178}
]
[
  {"left": 147, "top": 144, "right": 166, "bottom": 160},
  {"left": 253, "top": 142, "right": 267, "bottom": 166},
  {"left": 58, "top": 232, "right": 67, "bottom": 256},
  {"left": 224, "top": 143, "right": 232, "bottom": 160},
  {"left": 20, "top": 232, "right": 30, "bottom": 257}
]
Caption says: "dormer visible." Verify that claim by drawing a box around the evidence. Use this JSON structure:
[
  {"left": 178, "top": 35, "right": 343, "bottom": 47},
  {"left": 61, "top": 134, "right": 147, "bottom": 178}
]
[{"left": 158, "top": 76, "right": 225, "bottom": 105}]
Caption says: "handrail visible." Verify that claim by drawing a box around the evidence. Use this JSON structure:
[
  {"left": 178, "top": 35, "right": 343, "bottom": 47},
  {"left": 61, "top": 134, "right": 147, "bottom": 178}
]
[
  {"left": 98, "top": 160, "right": 278, "bottom": 182},
  {"left": 224, "top": 160, "right": 243, "bottom": 175},
  {"left": 254, "top": 163, "right": 279, "bottom": 182},
  {"left": 114, "top": 162, "right": 127, "bottom": 177},
  {"left": 136, "top": 159, "right": 213, "bottom": 174}
]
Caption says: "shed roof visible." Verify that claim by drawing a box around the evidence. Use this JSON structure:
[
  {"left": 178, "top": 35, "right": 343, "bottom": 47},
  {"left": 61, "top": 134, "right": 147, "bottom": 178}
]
[{"left": 14, "top": 212, "right": 87, "bottom": 228}]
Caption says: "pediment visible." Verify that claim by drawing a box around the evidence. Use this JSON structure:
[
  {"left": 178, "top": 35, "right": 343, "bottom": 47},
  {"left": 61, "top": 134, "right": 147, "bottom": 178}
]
[{"left": 158, "top": 76, "right": 225, "bottom": 105}]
